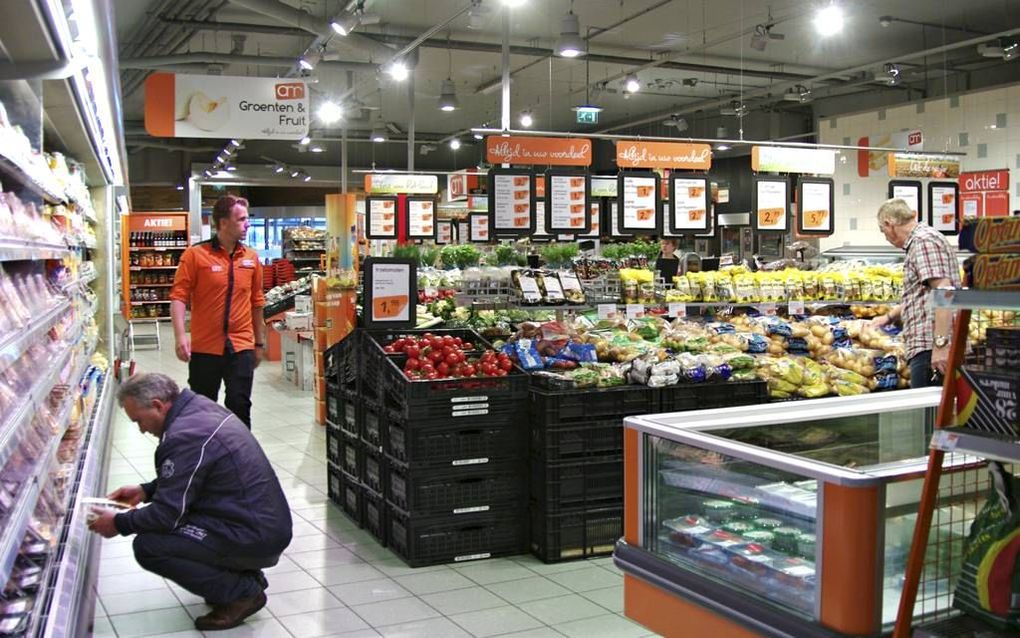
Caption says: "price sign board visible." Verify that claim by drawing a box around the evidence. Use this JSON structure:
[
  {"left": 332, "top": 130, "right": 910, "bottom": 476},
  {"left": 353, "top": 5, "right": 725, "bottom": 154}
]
[
  {"left": 546, "top": 170, "right": 592, "bottom": 234},
  {"left": 436, "top": 220, "right": 453, "bottom": 244},
  {"left": 488, "top": 168, "right": 535, "bottom": 237},
  {"left": 929, "top": 181, "right": 960, "bottom": 235},
  {"left": 469, "top": 213, "right": 490, "bottom": 242},
  {"left": 365, "top": 196, "right": 399, "bottom": 239},
  {"left": 796, "top": 177, "right": 834, "bottom": 236},
  {"left": 363, "top": 257, "right": 416, "bottom": 329},
  {"left": 406, "top": 196, "right": 437, "bottom": 240},
  {"left": 752, "top": 177, "right": 790, "bottom": 232},
  {"left": 617, "top": 171, "right": 661, "bottom": 235},
  {"left": 667, "top": 174, "right": 710, "bottom": 233},
  {"left": 888, "top": 180, "right": 923, "bottom": 222}
]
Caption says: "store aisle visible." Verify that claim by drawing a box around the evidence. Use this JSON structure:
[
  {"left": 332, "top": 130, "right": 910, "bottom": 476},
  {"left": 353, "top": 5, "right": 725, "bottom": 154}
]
[{"left": 91, "top": 326, "right": 655, "bottom": 638}]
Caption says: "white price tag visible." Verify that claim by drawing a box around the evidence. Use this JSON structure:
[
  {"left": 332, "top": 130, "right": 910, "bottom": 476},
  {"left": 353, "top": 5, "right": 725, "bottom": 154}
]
[
  {"left": 597, "top": 304, "right": 616, "bottom": 320},
  {"left": 788, "top": 300, "right": 805, "bottom": 315},
  {"left": 424, "top": 286, "right": 438, "bottom": 297},
  {"left": 626, "top": 304, "right": 644, "bottom": 319},
  {"left": 930, "top": 430, "right": 959, "bottom": 452},
  {"left": 758, "top": 303, "right": 777, "bottom": 316},
  {"left": 668, "top": 302, "right": 687, "bottom": 318}
]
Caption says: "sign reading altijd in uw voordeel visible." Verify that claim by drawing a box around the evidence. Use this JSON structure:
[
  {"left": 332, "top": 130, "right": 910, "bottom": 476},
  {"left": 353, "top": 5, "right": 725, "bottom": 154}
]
[
  {"left": 144, "top": 72, "right": 309, "bottom": 140},
  {"left": 485, "top": 137, "right": 593, "bottom": 166}
]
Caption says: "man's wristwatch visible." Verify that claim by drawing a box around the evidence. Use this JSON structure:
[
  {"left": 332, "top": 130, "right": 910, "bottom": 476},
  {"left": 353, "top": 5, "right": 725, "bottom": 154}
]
[{"left": 933, "top": 335, "right": 950, "bottom": 349}]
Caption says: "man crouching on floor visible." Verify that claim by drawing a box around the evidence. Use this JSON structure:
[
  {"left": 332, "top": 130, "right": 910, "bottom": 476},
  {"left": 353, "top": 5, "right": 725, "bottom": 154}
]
[{"left": 89, "top": 372, "right": 292, "bottom": 631}]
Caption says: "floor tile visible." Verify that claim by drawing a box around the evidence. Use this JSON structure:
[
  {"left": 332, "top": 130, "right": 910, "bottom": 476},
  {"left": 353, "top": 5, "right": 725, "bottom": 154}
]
[
  {"left": 485, "top": 576, "right": 572, "bottom": 604},
  {"left": 98, "top": 571, "right": 170, "bottom": 596},
  {"left": 420, "top": 586, "right": 506, "bottom": 615},
  {"left": 146, "top": 631, "right": 205, "bottom": 638},
  {"left": 454, "top": 558, "right": 537, "bottom": 585},
  {"left": 265, "top": 587, "right": 344, "bottom": 616},
  {"left": 263, "top": 570, "right": 326, "bottom": 595},
  {"left": 518, "top": 594, "right": 607, "bottom": 625},
  {"left": 306, "top": 562, "right": 386, "bottom": 587},
  {"left": 284, "top": 532, "right": 343, "bottom": 554},
  {"left": 447, "top": 605, "right": 543, "bottom": 638},
  {"left": 100, "top": 590, "right": 182, "bottom": 616},
  {"left": 98, "top": 555, "right": 148, "bottom": 577},
  {"left": 328, "top": 578, "right": 413, "bottom": 607},
  {"left": 276, "top": 606, "right": 372, "bottom": 637},
  {"left": 108, "top": 607, "right": 196, "bottom": 638},
  {"left": 580, "top": 585, "right": 624, "bottom": 613},
  {"left": 545, "top": 566, "right": 622, "bottom": 593},
  {"left": 376, "top": 617, "right": 472, "bottom": 638},
  {"left": 209, "top": 618, "right": 294, "bottom": 638},
  {"left": 183, "top": 603, "right": 273, "bottom": 623},
  {"left": 393, "top": 569, "right": 474, "bottom": 595},
  {"left": 512, "top": 555, "right": 596, "bottom": 576},
  {"left": 492, "top": 630, "right": 567, "bottom": 638},
  {"left": 92, "top": 616, "right": 115, "bottom": 638},
  {"left": 553, "top": 613, "right": 649, "bottom": 638},
  {"left": 288, "top": 546, "right": 364, "bottom": 569},
  {"left": 349, "top": 596, "right": 440, "bottom": 627}
]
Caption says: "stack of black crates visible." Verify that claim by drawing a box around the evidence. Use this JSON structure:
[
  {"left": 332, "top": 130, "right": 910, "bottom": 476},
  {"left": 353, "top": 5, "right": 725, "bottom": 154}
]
[
  {"left": 325, "top": 329, "right": 530, "bottom": 567},
  {"left": 528, "top": 380, "right": 769, "bottom": 562}
]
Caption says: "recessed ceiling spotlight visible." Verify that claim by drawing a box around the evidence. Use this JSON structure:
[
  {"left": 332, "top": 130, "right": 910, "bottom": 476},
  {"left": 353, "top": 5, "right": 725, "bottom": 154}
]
[{"left": 814, "top": 2, "right": 844, "bottom": 37}]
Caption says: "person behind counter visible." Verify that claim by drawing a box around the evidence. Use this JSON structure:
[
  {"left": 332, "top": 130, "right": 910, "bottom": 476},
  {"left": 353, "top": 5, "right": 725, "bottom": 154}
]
[{"left": 655, "top": 238, "right": 681, "bottom": 283}]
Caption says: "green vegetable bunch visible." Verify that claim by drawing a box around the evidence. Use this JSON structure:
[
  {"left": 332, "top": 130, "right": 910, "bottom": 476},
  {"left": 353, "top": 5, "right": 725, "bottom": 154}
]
[
  {"left": 539, "top": 244, "right": 580, "bottom": 269},
  {"left": 493, "top": 244, "right": 520, "bottom": 266},
  {"left": 419, "top": 246, "right": 440, "bottom": 268},
  {"left": 391, "top": 244, "right": 420, "bottom": 262},
  {"left": 439, "top": 244, "right": 482, "bottom": 269}
]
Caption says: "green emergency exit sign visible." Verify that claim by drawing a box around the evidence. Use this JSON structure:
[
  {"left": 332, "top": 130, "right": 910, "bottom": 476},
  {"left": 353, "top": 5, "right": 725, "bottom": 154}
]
[{"left": 576, "top": 109, "right": 599, "bottom": 124}]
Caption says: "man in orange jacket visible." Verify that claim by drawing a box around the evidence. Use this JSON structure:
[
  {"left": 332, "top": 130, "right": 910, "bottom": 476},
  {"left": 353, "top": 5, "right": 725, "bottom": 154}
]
[{"left": 170, "top": 194, "right": 266, "bottom": 428}]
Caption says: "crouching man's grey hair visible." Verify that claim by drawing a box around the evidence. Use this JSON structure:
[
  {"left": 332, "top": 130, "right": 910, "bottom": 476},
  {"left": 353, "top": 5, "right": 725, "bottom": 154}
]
[{"left": 117, "top": 373, "right": 181, "bottom": 406}]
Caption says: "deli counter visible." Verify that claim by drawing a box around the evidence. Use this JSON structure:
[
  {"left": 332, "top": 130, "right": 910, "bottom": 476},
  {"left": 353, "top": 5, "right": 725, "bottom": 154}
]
[{"left": 616, "top": 388, "right": 994, "bottom": 638}]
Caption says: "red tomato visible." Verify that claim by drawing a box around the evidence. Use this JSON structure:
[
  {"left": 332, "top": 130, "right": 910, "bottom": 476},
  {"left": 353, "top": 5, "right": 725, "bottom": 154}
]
[
  {"left": 495, "top": 369, "right": 507, "bottom": 376},
  {"left": 425, "top": 371, "right": 439, "bottom": 380},
  {"left": 499, "top": 359, "right": 513, "bottom": 371},
  {"left": 418, "top": 338, "right": 431, "bottom": 349},
  {"left": 454, "top": 337, "right": 463, "bottom": 346},
  {"left": 444, "top": 352, "right": 459, "bottom": 365},
  {"left": 404, "top": 358, "right": 421, "bottom": 371},
  {"left": 462, "top": 364, "right": 476, "bottom": 377},
  {"left": 442, "top": 335, "right": 455, "bottom": 345},
  {"left": 422, "top": 332, "right": 434, "bottom": 340},
  {"left": 463, "top": 342, "right": 475, "bottom": 350},
  {"left": 420, "top": 363, "right": 435, "bottom": 374},
  {"left": 404, "top": 346, "right": 420, "bottom": 359},
  {"left": 429, "top": 350, "right": 445, "bottom": 363},
  {"left": 437, "top": 362, "right": 449, "bottom": 376},
  {"left": 383, "top": 345, "right": 396, "bottom": 353}
]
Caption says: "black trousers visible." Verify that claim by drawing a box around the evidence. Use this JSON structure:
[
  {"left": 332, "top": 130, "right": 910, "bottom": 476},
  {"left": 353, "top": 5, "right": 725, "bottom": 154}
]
[
  {"left": 133, "top": 532, "right": 279, "bottom": 605},
  {"left": 189, "top": 350, "right": 255, "bottom": 428}
]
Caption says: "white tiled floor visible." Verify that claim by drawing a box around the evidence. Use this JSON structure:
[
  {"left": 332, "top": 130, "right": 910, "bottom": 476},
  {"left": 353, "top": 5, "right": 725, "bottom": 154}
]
[{"left": 91, "top": 327, "right": 656, "bottom": 638}]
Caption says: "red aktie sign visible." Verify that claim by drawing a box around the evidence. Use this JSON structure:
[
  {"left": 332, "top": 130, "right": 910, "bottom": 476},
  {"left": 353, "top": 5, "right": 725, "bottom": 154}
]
[
  {"left": 961, "top": 170, "right": 1009, "bottom": 192},
  {"left": 960, "top": 169, "right": 1010, "bottom": 218}
]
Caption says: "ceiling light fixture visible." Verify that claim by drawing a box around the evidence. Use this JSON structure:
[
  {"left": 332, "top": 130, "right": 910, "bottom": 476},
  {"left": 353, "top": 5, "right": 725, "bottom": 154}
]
[
  {"left": 298, "top": 56, "right": 315, "bottom": 71},
  {"left": 310, "top": 145, "right": 325, "bottom": 153},
  {"left": 438, "top": 79, "right": 459, "bottom": 111},
  {"left": 449, "top": 138, "right": 462, "bottom": 150},
  {"left": 371, "top": 122, "right": 389, "bottom": 142},
  {"left": 473, "top": 132, "right": 484, "bottom": 140},
  {"left": 556, "top": 9, "right": 585, "bottom": 58},
  {"left": 715, "top": 143, "right": 731, "bottom": 151},
  {"left": 386, "top": 61, "right": 409, "bottom": 81},
  {"left": 302, "top": 173, "right": 312, "bottom": 182},
  {"left": 176, "top": 184, "right": 185, "bottom": 190},
  {"left": 225, "top": 165, "right": 237, "bottom": 172},
  {"left": 467, "top": 0, "right": 489, "bottom": 29},
  {"left": 290, "top": 168, "right": 300, "bottom": 178},
  {"left": 273, "top": 164, "right": 285, "bottom": 174},
  {"left": 229, "top": 139, "right": 241, "bottom": 147},
  {"left": 519, "top": 110, "right": 534, "bottom": 127},
  {"left": 782, "top": 85, "right": 812, "bottom": 102},
  {"left": 814, "top": 3, "right": 844, "bottom": 37},
  {"left": 883, "top": 63, "right": 901, "bottom": 85},
  {"left": 623, "top": 73, "right": 641, "bottom": 93},
  {"left": 299, "top": 136, "right": 310, "bottom": 145},
  {"left": 663, "top": 114, "right": 688, "bottom": 131},
  {"left": 317, "top": 101, "right": 344, "bottom": 123},
  {"left": 331, "top": 12, "right": 360, "bottom": 36}
]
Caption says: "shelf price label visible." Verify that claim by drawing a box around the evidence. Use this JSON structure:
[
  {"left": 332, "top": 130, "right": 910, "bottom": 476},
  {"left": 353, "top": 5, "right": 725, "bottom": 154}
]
[
  {"left": 597, "top": 304, "right": 617, "bottom": 320},
  {"left": 625, "top": 304, "right": 644, "bottom": 319},
  {"left": 930, "top": 430, "right": 959, "bottom": 452},
  {"left": 788, "top": 300, "right": 805, "bottom": 315},
  {"left": 668, "top": 302, "right": 687, "bottom": 318},
  {"left": 758, "top": 303, "right": 777, "bottom": 316}
]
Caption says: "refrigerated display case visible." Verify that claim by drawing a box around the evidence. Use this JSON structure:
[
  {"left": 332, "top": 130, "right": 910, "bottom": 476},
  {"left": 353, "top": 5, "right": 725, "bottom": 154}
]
[{"left": 616, "top": 388, "right": 1001, "bottom": 638}]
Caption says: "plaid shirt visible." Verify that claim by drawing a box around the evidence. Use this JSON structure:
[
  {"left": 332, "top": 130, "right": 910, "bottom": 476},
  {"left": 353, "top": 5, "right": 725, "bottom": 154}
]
[{"left": 901, "top": 224, "right": 961, "bottom": 359}]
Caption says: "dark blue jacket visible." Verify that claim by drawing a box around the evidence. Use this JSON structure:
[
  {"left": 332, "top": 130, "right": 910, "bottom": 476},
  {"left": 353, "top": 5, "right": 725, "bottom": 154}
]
[{"left": 114, "top": 390, "right": 292, "bottom": 555}]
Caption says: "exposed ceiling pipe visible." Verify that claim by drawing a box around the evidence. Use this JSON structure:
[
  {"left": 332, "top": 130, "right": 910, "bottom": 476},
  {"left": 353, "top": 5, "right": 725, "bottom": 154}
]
[
  {"left": 159, "top": 17, "right": 309, "bottom": 37},
  {"left": 595, "top": 26, "right": 1020, "bottom": 134},
  {"left": 127, "top": 141, "right": 224, "bottom": 152},
  {"left": 227, "top": 0, "right": 396, "bottom": 61},
  {"left": 119, "top": 53, "right": 377, "bottom": 72}
]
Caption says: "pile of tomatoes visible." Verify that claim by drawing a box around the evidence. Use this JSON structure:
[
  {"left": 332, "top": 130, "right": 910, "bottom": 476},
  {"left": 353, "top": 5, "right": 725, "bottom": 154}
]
[{"left": 382, "top": 333, "right": 515, "bottom": 380}]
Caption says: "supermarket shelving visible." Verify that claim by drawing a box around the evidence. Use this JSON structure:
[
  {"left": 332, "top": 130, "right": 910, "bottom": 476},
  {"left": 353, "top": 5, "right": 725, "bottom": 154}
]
[
  {"left": 0, "top": 301, "right": 72, "bottom": 366},
  {"left": 0, "top": 239, "right": 75, "bottom": 262}
]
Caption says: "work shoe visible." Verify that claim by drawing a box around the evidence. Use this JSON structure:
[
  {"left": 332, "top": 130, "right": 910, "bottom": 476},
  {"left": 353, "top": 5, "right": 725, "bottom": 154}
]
[{"left": 194, "top": 591, "right": 267, "bottom": 631}]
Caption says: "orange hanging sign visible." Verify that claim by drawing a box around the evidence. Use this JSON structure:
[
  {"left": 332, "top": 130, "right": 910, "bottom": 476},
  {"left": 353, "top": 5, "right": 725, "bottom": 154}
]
[
  {"left": 616, "top": 141, "right": 712, "bottom": 170},
  {"left": 486, "top": 136, "right": 592, "bottom": 166}
]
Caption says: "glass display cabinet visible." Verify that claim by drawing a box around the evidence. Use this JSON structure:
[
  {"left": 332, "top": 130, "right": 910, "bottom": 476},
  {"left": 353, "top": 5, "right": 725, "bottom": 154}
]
[{"left": 616, "top": 388, "right": 998, "bottom": 638}]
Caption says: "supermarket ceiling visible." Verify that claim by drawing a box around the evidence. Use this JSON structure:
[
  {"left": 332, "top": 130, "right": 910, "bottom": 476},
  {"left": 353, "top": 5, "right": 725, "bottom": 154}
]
[{"left": 113, "top": 0, "right": 1020, "bottom": 179}]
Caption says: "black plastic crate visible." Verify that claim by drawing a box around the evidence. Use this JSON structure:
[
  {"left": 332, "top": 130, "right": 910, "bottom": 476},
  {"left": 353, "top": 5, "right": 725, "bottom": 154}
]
[
  {"left": 340, "top": 437, "right": 362, "bottom": 479},
  {"left": 692, "top": 380, "right": 769, "bottom": 410},
  {"left": 385, "top": 414, "right": 524, "bottom": 468},
  {"left": 530, "top": 505, "right": 623, "bottom": 563},
  {"left": 325, "top": 333, "right": 359, "bottom": 392},
  {"left": 388, "top": 505, "right": 525, "bottom": 568},
  {"left": 326, "top": 421, "right": 346, "bottom": 466},
  {"left": 364, "top": 486, "right": 387, "bottom": 546},
  {"left": 531, "top": 418, "right": 624, "bottom": 463},
  {"left": 656, "top": 384, "right": 699, "bottom": 413},
  {"left": 326, "top": 385, "right": 342, "bottom": 427},
  {"left": 363, "top": 448, "right": 387, "bottom": 495},
  {"left": 361, "top": 329, "right": 528, "bottom": 421},
  {"left": 361, "top": 402, "right": 386, "bottom": 450},
  {"left": 531, "top": 457, "right": 623, "bottom": 512},
  {"left": 387, "top": 461, "right": 524, "bottom": 515},
  {"left": 338, "top": 390, "right": 360, "bottom": 439},
  {"left": 327, "top": 463, "right": 363, "bottom": 526},
  {"left": 530, "top": 385, "right": 658, "bottom": 424}
]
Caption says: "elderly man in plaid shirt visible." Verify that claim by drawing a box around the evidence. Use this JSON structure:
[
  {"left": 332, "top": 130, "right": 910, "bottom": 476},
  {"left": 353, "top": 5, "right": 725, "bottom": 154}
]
[{"left": 873, "top": 198, "right": 961, "bottom": 388}]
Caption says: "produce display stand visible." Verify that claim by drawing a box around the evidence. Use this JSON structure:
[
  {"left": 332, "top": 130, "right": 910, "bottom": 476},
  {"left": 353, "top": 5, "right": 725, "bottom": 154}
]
[{"left": 892, "top": 289, "right": 1020, "bottom": 638}]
